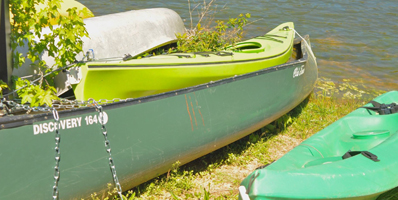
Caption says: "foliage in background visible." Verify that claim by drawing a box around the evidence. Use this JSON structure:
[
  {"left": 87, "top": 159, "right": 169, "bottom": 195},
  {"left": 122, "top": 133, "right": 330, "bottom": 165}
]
[
  {"left": 8, "top": 0, "right": 89, "bottom": 106},
  {"left": 15, "top": 77, "right": 58, "bottom": 107},
  {"left": 0, "top": 80, "right": 8, "bottom": 98},
  {"left": 176, "top": 13, "right": 251, "bottom": 52},
  {"left": 177, "top": 0, "right": 251, "bottom": 52},
  {"left": 133, "top": 0, "right": 251, "bottom": 58}
]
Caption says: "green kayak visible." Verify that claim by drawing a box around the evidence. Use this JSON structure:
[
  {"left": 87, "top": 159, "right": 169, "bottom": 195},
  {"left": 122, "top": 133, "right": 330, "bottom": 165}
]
[
  {"left": 240, "top": 91, "right": 398, "bottom": 200},
  {"left": 71, "top": 22, "right": 295, "bottom": 100}
]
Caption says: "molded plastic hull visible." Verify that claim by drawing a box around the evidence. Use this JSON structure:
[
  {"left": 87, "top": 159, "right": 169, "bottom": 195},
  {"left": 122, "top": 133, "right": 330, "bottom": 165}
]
[
  {"left": 240, "top": 91, "right": 398, "bottom": 200},
  {"left": 72, "top": 22, "right": 295, "bottom": 100},
  {"left": 0, "top": 38, "right": 317, "bottom": 199}
]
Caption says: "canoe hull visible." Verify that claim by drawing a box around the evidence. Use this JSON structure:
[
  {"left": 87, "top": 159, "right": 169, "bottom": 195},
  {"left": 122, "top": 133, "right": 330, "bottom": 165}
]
[{"left": 0, "top": 38, "right": 317, "bottom": 199}]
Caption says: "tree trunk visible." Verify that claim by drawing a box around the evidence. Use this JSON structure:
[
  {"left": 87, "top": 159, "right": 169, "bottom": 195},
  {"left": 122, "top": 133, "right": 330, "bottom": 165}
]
[{"left": 0, "top": 0, "right": 12, "bottom": 84}]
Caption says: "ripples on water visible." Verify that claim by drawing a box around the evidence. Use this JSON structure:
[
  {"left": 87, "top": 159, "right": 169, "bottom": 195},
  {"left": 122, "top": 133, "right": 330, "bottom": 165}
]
[{"left": 78, "top": 0, "right": 398, "bottom": 92}]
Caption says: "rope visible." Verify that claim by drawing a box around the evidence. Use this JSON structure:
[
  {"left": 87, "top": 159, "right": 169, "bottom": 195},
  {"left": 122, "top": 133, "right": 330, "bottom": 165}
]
[{"left": 291, "top": 28, "right": 317, "bottom": 65}]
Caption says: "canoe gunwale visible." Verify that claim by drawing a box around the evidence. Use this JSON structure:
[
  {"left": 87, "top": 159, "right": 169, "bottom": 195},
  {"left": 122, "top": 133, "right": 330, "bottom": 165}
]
[{"left": 0, "top": 36, "right": 310, "bottom": 130}]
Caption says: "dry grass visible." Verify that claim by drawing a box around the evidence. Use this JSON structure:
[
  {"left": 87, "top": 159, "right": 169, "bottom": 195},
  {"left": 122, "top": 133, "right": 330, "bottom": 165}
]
[{"left": 93, "top": 81, "right": 395, "bottom": 200}]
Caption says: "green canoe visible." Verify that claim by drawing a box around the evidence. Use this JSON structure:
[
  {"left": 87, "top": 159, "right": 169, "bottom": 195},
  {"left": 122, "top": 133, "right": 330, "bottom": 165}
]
[
  {"left": 71, "top": 22, "right": 295, "bottom": 100},
  {"left": 240, "top": 91, "right": 398, "bottom": 200},
  {"left": 0, "top": 36, "right": 316, "bottom": 199}
]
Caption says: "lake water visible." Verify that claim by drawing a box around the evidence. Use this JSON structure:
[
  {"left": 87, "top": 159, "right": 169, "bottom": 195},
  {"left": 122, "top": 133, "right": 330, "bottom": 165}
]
[{"left": 78, "top": 0, "right": 398, "bottom": 93}]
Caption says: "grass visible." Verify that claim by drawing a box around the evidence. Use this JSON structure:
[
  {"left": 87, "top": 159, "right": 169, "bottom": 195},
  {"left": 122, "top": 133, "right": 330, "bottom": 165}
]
[
  {"left": 87, "top": 78, "right": 397, "bottom": 200},
  {"left": 84, "top": 1, "right": 395, "bottom": 198}
]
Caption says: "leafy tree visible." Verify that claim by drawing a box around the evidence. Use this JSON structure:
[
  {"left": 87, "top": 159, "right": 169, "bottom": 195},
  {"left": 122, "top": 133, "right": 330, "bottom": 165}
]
[{"left": 8, "top": 0, "right": 89, "bottom": 106}]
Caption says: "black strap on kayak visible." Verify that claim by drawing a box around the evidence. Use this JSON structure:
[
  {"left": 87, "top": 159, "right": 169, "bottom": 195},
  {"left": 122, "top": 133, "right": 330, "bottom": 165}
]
[
  {"left": 194, "top": 52, "right": 210, "bottom": 57},
  {"left": 262, "top": 34, "right": 288, "bottom": 39},
  {"left": 342, "top": 150, "right": 380, "bottom": 162},
  {"left": 255, "top": 33, "right": 289, "bottom": 43},
  {"left": 246, "top": 172, "right": 260, "bottom": 194},
  {"left": 123, "top": 53, "right": 133, "bottom": 61},
  {"left": 169, "top": 54, "right": 192, "bottom": 58},
  {"left": 361, "top": 101, "right": 398, "bottom": 115},
  {"left": 256, "top": 164, "right": 270, "bottom": 170},
  {"left": 215, "top": 51, "right": 234, "bottom": 56},
  {"left": 255, "top": 161, "right": 274, "bottom": 170},
  {"left": 123, "top": 51, "right": 233, "bottom": 61},
  {"left": 193, "top": 51, "right": 234, "bottom": 57}
]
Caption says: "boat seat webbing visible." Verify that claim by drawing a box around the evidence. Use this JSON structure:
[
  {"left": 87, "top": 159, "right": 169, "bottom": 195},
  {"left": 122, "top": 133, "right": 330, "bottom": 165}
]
[
  {"left": 342, "top": 150, "right": 380, "bottom": 162},
  {"left": 362, "top": 101, "right": 398, "bottom": 115},
  {"left": 193, "top": 51, "right": 234, "bottom": 57},
  {"left": 255, "top": 161, "right": 274, "bottom": 170}
]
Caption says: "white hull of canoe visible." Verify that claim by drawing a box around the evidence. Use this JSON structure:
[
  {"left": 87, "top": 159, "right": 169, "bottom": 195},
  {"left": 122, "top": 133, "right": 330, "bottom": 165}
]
[{"left": 12, "top": 8, "right": 185, "bottom": 94}]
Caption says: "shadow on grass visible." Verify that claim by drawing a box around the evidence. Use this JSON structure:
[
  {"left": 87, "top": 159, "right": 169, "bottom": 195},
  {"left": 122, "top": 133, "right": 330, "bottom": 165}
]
[
  {"left": 377, "top": 187, "right": 398, "bottom": 200},
  {"left": 132, "top": 94, "right": 311, "bottom": 195}
]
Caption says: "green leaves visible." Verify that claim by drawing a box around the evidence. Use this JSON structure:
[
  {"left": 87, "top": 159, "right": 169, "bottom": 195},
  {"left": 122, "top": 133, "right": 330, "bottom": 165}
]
[
  {"left": 175, "top": 13, "right": 251, "bottom": 53},
  {"left": 9, "top": 0, "right": 89, "bottom": 107},
  {"left": 0, "top": 80, "right": 9, "bottom": 98},
  {"left": 15, "top": 78, "right": 58, "bottom": 107}
]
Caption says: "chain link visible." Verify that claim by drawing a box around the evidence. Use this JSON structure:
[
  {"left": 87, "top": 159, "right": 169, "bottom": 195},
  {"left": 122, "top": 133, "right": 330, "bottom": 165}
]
[
  {"left": 51, "top": 107, "right": 61, "bottom": 200},
  {"left": 1, "top": 98, "right": 127, "bottom": 199},
  {"left": 93, "top": 101, "right": 124, "bottom": 200},
  {"left": 0, "top": 98, "right": 132, "bottom": 114}
]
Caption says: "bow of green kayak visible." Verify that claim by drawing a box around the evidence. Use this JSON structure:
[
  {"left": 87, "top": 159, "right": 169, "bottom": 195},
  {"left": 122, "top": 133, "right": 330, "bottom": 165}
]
[{"left": 240, "top": 91, "right": 398, "bottom": 200}]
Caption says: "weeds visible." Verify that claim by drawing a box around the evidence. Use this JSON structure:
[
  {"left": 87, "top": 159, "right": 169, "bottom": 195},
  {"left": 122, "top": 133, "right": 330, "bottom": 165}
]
[
  {"left": 177, "top": 0, "right": 251, "bottom": 52},
  {"left": 315, "top": 77, "right": 385, "bottom": 100},
  {"left": 0, "top": 80, "right": 8, "bottom": 98},
  {"left": 133, "top": 0, "right": 251, "bottom": 59},
  {"left": 89, "top": 183, "right": 136, "bottom": 200},
  {"left": 175, "top": 12, "right": 251, "bottom": 52}
]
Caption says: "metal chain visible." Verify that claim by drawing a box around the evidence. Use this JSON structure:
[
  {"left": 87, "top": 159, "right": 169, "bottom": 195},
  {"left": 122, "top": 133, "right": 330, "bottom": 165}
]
[
  {"left": 1, "top": 98, "right": 133, "bottom": 113},
  {"left": 51, "top": 107, "right": 61, "bottom": 200},
  {"left": 93, "top": 101, "right": 124, "bottom": 200},
  {"left": 1, "top": 98, "right": 128, "bottom": 199}
]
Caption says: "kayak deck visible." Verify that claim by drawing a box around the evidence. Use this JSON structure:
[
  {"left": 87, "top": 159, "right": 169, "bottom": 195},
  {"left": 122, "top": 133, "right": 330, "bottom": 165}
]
[
  {"left": 240, "top": 91, "right": 398, "bottom": 200},
  {"left": 72, "top": 22, "right": 295, "bottom": 100}
]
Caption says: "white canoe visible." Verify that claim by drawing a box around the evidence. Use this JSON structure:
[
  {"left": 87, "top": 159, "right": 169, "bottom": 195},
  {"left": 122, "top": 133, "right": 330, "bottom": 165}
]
[{"left": 12, "top": 8, "right": 186, "bottom": 95}]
